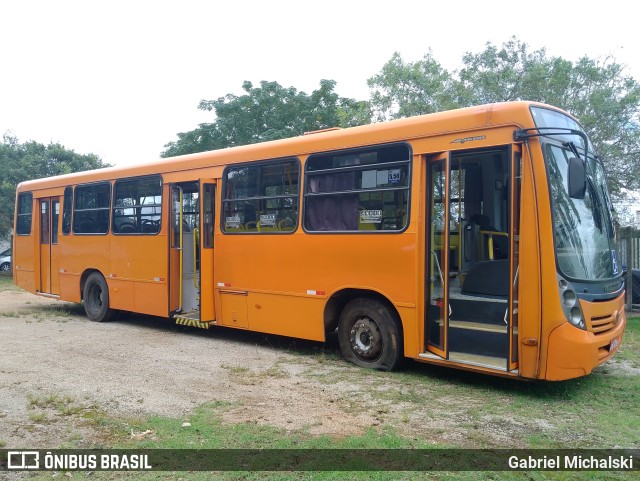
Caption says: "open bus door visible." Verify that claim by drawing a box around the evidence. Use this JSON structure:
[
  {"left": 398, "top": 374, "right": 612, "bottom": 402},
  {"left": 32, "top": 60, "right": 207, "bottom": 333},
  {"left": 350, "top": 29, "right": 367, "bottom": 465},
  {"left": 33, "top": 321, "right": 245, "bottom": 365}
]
[
  {"left": 199, "top": 180, "right": 216, "bottom": 322},
  {"left": 508, "top": 145, "right": 522, "bottom": 372},
  {"left": 169, "top": 185, "right": 183, "bottom": 315},
  {"left": 423, "top": 146, "right": 520, "bottom": 372},
  {"left": 170, "top": 182, "right": 200, "bottom": 325},
  {"left": 425, "top": 153, "right": 450, "bottom": 359},
  {"left": 169, "top": 182, "right": 215, "bottom": 329}
]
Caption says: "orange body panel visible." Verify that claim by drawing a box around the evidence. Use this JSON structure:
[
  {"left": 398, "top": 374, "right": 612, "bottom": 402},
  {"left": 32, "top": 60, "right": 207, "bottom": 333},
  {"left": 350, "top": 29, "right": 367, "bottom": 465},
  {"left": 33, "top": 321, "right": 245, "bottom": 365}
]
[
  {"left": 213, "top": 230, "right": 417, "bottom": 342},
  {"left": 107, "top": 278, "right": 134, "bottom": 310},
  {"left": 219, "top": 292, "right": 249, "bottom": 328}
]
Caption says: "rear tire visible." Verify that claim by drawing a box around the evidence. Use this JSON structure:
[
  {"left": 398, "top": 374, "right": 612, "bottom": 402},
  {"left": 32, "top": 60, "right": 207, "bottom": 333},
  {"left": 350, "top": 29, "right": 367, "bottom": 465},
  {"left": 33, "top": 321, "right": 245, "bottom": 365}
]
[
  {"left": 83, "top": 272, "right": 118, "bottom": 322},
  {"left": 0, "top": 262, "right": 10, "bottom": 272},
  {"left": 338, "top": 298, "right": 403, "bottom": 371}
]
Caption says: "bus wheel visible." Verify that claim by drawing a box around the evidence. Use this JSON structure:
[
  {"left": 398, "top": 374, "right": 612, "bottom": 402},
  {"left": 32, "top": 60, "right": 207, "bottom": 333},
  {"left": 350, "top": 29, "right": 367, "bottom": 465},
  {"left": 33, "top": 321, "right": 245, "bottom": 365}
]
[
  {"left": 83, "top": 272, "right": 117, "bottom": 322},
  {"left": 338, "top": 298, "right": 402, "bottom": 371}
]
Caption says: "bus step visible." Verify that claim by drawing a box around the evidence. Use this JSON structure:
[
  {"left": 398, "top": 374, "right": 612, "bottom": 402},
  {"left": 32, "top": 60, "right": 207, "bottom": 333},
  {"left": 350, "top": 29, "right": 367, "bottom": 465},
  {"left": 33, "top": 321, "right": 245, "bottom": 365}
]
[
  {"left": 444, "top": 320, "right": 508, "bottom": 334},
  {"left": 175, "top": 313, "right": 209, "bottom": 329},
  {"left": 448, "top": 351, "right": 508, "bottom": 370}
]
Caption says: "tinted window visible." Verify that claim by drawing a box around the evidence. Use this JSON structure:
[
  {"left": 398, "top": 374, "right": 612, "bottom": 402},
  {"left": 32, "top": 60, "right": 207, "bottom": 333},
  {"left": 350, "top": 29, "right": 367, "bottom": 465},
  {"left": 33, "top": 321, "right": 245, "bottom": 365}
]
[
  {"left": 40, "top": 201, "right": 49, "bottom": 244},
  {"left": 223, "top": 159, "right": 299, "bottom": 233},
  {"left": 304, "top": 144, "right": 411, "bottom": 232},
  {"left": 113, "top": 176, "right": 162, "bottom": 235},
  {"left": 16, "top": 192, "right": 33, "bottom": 235},
  {"left": 52, "top": 200, "right": 60, "bottom": 244},
  {"left": 203, "top": 184, "right": 215, "bottom": 247},
  {"left": 62, "top": 187, "right": 72, "bottom": 235},
  {"left": 73, "top": 182, "right": 111, "bottom": 234}
]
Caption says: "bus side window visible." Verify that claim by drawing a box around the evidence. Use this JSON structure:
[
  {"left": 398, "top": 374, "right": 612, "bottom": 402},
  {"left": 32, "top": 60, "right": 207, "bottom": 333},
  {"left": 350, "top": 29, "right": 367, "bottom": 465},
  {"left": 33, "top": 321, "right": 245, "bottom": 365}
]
[
  {"left": 73, "top": 182, "right": 111, "bottom": 235},
  {"left": 16, "top": 192, "right": 33, "bottom": 235},
  {"left": 304, "top": 143, "right": 411, "bottom": 232},
  {"left": 113, "top": 176, "right": 162, "bottom": 235},
  {"left": 222, "top": 159, "right": 299, "bottom": 234}
]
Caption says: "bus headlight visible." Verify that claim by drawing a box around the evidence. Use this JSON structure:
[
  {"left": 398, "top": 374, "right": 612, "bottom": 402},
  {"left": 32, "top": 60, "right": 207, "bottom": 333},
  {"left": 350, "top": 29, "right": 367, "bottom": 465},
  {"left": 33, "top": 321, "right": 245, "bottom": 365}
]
[
  {"left": 569, "top": 307, "right": 585, "bottom": 329},
  {"left": 562, "top": 289, "right": 577, "bottom": 308},
  {"left": 558, "top": 275, "right": 586, "bottom": 330}
]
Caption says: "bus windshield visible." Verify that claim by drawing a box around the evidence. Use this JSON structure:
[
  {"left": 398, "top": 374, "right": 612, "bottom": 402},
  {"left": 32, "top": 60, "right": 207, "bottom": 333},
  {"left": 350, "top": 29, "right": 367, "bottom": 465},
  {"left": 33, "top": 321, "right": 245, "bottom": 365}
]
[
  {"left": 531, "top": 106, "right": 617, "bottom": 281},
  {"left": 545, "top": 143, "right": 617, "bottom": 281}
]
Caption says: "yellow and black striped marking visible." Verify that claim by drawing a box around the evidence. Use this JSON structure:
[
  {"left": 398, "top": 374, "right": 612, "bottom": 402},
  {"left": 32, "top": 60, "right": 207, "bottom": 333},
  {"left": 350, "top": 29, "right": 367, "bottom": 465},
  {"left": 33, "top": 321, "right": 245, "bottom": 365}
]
[{"left": 175, "top": 317, "right": 210, "bottom": 329}]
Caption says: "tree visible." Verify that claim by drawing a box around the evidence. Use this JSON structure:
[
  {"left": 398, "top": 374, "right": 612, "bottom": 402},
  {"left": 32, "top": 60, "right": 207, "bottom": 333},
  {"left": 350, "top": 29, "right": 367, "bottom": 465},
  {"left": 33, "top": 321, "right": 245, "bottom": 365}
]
[
  {"left": 367, "top": 51, "right": 466, "bottom": 120},
  {"left": 161, "top": 80, "right": 370, "bottom": 157},
  {"left": 0, "top": 133, "right": 108, "bottom": 239},
  {"left": 458, "top": 39, "right": 640, "bottom": 199},
  {"left": 368, "top": 38, "right": 640, "bottom": 202}
]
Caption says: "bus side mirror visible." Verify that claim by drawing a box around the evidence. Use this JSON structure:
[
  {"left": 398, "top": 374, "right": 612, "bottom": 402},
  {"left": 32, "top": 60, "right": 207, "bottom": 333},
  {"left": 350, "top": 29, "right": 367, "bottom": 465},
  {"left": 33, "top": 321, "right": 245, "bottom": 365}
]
[{"left": 568, "top": 157, "right": 586, "bottom": 199}]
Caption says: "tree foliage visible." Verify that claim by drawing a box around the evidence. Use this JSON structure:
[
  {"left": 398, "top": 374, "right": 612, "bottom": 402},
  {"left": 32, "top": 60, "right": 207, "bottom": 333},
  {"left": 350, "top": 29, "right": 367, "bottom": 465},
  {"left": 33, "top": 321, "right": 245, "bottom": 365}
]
[
  {"left": 0, "top": 133, "right": 108, "bottom": 239},
  {"left": 368, "top": 38, "right": 640, "bottom": 200},
  {"left": 162, "top": 37, "right": 639, "bottom": 206},
  {"left": 367, "top": 51, "right": 466, "bottom": 119},
  {"left": 162, "top": 80, "right": 371, "bottom": 158}
]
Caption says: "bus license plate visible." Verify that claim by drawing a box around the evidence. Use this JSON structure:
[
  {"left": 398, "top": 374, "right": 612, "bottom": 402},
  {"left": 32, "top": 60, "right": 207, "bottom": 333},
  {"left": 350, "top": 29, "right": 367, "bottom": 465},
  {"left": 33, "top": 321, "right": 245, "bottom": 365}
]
[{"left": 610, "top": 337, "right": 620, "bottom": 352}]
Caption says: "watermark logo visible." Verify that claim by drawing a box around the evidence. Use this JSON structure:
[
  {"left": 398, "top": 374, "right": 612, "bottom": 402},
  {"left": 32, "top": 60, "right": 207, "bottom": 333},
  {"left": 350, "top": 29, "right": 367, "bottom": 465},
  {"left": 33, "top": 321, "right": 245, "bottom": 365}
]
[{"left": 7, "top": 451, "right": 40, "bottom": 470}]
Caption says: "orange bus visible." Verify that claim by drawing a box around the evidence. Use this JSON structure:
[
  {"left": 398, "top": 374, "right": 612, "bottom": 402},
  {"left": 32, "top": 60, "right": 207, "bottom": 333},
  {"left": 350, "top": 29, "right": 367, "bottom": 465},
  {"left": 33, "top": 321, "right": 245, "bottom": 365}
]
[{"left": 13, "top": 101, "right": 626, "bottom": 380}]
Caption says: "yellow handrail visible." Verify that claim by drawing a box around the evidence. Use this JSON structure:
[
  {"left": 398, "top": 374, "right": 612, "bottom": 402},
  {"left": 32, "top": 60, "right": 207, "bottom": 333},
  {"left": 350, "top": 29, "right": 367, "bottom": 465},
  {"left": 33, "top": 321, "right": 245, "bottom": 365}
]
[{"left": 479, "top": 230, "right": 508, "bottom": 261}]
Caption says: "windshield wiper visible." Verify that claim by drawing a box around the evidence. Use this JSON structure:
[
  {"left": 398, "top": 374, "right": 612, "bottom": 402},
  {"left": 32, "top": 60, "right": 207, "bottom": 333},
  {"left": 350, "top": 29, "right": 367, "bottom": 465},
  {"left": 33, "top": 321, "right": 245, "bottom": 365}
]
[
  {"left": 563, "top": 141, "right": 582, "bottom": 162},
  {"left": 514, "top": 127, "right": 589, "bottom": 165}
]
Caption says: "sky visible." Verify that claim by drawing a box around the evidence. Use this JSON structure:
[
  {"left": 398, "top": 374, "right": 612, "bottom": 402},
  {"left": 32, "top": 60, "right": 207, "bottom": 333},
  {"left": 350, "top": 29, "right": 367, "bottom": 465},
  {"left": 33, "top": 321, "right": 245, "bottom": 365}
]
[{"left": 1, "top": 0, "right": 639, "bottom": 173}]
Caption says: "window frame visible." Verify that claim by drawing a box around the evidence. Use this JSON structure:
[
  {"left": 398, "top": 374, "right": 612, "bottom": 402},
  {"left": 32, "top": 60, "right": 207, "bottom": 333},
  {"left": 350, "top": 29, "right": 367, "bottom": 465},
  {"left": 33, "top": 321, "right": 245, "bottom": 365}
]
[
  {"left": 202, "top": 183, "right": 215, "bottom": 248},
  {"left": 112, "top": 175, "right": 163, "bottom": 236},
  {"left": 52, "top": 199, "right": 60, "bottom": 245},
  {"left": 40, "top": 200, "right": 50, "bottom": 245},
  {"left": 221, "top": 157, "right": 301, "bottom": 235},
  {"left": 16, "top": 192, "right": 33, "bottom": 236},
  {"left": 62, "top": 186, "right": 73, "bottom": 235},
  {"left": 72, "top": 181, "right": 112, "bottom": 235},
  {"left": 302, "top": 142, "right": 412, "bottom": 234}
]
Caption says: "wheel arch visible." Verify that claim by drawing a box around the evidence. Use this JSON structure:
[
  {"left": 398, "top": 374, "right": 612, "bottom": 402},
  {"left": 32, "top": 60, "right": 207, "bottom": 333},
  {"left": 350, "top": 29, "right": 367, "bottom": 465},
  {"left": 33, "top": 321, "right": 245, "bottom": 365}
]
[
  {"left": 79, "top": 268, "right": 104, "bottom": 301},
  {"left": 324, "top": 288, "right": 404, "bottom": 337}
]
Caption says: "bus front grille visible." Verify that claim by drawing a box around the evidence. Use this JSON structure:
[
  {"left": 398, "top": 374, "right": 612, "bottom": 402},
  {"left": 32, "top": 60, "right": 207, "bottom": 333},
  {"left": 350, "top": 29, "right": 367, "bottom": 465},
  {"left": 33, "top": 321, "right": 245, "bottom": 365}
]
[{"left": 589, "top": 314, "right": 616, "bottom": 335}]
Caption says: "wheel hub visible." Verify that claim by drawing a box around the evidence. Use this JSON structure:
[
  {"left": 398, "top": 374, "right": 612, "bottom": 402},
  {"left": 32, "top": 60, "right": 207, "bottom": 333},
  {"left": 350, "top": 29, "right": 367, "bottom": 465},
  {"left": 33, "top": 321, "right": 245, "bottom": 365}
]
[{"left": 349, "top": 317, "right": 382, "bottom": 359}]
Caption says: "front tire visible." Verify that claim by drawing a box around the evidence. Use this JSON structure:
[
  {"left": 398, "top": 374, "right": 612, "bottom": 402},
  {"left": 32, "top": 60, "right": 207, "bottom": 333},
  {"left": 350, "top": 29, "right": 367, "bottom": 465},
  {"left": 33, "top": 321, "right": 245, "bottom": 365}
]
[
  {"left": 338, "top": 298, "right": 403, "bottom": 371},
  {"left": 83, "top": 272, "right": 118, "bottom": 322},
  {"left": 0, "top": 262, "right": 10, "bottom": 272}
]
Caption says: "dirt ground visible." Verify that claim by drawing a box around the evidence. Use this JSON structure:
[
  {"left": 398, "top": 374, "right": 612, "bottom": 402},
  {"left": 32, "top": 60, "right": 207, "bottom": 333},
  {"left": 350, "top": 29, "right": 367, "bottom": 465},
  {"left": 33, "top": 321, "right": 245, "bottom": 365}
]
[
  {"left": 0, "top": 288, "right": 424, "bottom": 447},
  {"left": 0, "top": 287, "right": 633, "bottom": 451}
]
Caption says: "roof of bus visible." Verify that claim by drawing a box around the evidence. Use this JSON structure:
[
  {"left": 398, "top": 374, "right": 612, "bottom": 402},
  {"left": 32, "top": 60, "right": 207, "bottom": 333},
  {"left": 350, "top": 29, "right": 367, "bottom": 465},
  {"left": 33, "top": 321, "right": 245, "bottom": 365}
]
[{"left": 17, "top": 100, "right": 562, "bottom": 192}]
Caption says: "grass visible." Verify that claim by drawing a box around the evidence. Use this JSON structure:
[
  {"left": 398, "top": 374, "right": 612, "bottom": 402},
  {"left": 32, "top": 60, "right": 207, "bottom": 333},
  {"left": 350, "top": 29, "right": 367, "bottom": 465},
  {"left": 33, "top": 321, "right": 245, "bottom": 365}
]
[
  {"left": 10, "top": 314, "right": 640, "bottom": 481},
  {"left": 0, "top": 274, "right": 19, "bottom": 292},
  {"left": 615, "top": 313, "right": 640, "bottom": 367},
  {"left": 21, "top": 398, "right": 635, "bottom": 481},
  {"left": 26, "top": 393, "right": 94, "bottom": 423},
  {"left": 19, "top": 317, "right": 640, "bottom": 481}
]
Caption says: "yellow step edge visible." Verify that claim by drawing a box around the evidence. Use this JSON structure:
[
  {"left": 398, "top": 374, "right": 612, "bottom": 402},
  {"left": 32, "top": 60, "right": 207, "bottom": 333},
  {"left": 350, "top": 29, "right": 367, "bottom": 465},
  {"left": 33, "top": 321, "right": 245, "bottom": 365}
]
[{"left": 175, "top": 317, "right": 210, "bottom": 329}]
